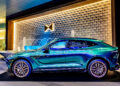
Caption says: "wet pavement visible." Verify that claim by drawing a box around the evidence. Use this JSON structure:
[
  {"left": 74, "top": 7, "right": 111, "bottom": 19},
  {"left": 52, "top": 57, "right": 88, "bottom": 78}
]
[{"left": 0, "top": 60, "right": 120, "bottom": 86}]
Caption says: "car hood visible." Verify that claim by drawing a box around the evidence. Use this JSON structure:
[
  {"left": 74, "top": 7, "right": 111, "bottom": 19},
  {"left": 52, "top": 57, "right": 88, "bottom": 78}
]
[
  {"left": 14, "top": 50, "right": 37, "bottom": 56},
  {"left": 0, "top": 51, "right": 15, "bottom": 58},
  {"left": 0, "top": 50, "right": 41, "bottom": 58}
]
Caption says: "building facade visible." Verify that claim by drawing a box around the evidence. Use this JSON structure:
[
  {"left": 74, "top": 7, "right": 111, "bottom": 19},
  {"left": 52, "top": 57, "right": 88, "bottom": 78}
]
[{"left": 6, "top": 0, "right": 120, "bottom": 62}]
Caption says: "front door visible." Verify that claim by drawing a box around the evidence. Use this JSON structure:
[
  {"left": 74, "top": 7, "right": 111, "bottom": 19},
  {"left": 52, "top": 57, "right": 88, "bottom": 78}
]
[{"left": 38, "top": 40, "right": 68, "bottom": 69}]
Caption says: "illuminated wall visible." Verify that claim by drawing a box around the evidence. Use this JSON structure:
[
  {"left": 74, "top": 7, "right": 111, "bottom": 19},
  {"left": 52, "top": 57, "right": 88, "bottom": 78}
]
[{"left": 12, "top": 0, "right": 112, "bottom": 50}]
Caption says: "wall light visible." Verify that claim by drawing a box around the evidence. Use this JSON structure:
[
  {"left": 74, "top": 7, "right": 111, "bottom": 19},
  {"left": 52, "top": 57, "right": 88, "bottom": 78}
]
[
  {"left": 13, "top": 22, "right": 16, "bottom": 50},
  {"left": 0, "top": 18, "right": 5, "bottom": 23},
  {"left": 0, "top": 30, "right": 5, "bottom": 39}
]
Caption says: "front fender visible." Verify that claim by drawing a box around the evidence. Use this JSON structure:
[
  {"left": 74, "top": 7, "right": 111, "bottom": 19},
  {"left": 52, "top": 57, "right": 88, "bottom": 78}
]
[{"left": 6, "top": 56, "right": 38, "bottom": 72}]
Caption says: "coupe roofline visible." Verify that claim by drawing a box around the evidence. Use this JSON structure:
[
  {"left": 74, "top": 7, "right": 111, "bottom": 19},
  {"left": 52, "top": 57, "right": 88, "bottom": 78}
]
[{"left": 55, "top": 38, "right": 103, "bottom": 42}]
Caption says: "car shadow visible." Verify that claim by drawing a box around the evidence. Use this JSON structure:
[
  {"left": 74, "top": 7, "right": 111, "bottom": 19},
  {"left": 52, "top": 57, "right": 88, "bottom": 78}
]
[{"left": 0, "top": 71, "right": 120, "bottom": 82}]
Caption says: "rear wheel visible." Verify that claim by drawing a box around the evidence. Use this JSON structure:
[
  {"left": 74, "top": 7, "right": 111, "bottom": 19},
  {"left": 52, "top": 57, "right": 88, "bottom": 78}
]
[
  {"left": 88, "top": 59, "right": 108, "bottom": 78},
  {"left": 12, "top": 59, "right": 32, "bottom": 78}
]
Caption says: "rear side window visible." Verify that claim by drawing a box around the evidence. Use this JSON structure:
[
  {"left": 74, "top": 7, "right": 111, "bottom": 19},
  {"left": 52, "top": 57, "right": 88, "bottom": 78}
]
[
  {"left": 67, "top": 40, "right": 86, "bottom": 49},
  {"left": 85, "top": 41, "right": 97, "bottom": 47},
  {"left": 67, "top": 40, "right": 97, "bottom": 49}
]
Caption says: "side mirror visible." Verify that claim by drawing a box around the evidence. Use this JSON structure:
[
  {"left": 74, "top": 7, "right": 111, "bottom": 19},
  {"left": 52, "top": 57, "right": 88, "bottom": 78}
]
[{"left": 43, "top": 48, "right": 49, "bottom": 53}]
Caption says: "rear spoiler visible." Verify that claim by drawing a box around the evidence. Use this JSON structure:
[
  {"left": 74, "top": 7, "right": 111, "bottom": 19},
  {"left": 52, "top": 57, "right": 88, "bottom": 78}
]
[{"left": 0, "top": 51, "right": 14, "bottom": 58}]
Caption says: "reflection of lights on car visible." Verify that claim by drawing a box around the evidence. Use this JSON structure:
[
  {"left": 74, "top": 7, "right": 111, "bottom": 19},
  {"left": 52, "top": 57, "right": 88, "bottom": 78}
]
[{"left": 4, "top": 38, "right": 119, "bottom": 78}]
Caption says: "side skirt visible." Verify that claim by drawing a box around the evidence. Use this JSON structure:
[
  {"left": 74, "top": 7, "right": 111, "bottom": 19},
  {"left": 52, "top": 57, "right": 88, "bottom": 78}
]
[{"left": 32, "top": 67, "right": 87, "bottom": 73}]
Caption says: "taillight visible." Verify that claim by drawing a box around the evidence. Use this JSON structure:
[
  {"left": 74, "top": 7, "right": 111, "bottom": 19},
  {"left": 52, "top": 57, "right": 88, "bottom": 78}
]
[
  {"left": 112, "top": 50, "right": 119, "bottom": 59},
  {"left": 112, "top": 50, "right": 118, "bottom": 53}
]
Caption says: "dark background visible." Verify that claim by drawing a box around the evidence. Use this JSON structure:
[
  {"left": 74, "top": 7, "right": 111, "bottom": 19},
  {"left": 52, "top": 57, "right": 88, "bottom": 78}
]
[{"left": 115, "top": 0, "right": 120, "bottom": 63}]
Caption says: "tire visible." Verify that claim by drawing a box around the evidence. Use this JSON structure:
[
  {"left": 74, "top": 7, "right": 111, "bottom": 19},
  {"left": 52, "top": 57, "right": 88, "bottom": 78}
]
[
  {"left": 12, "top": 59, "right": 32, "bottom": 78},
  {"left": 88, "top": 59, "right": 108, "bottom": 78}
]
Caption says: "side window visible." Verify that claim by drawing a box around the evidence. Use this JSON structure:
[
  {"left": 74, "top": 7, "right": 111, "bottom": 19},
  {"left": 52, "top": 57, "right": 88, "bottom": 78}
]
[
  {"left": 85, "top": 41, "right": 97, "bottom": 47},
  {"left": 68, "top": 40, "right": 86, "bottom": 49},
  {"left": 50, "top": 41, "right": 67, "bottom": 50},
  {"left": 67, "top": 40, "right": 97, "bottom": 49}
]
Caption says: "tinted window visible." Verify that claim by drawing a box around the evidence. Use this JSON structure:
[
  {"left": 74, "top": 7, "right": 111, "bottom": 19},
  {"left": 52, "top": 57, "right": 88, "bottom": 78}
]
[
  {"left": 85, "top": 41, "right": 97, "bottom": 47},
  {"left": 68, "top": 40, "right": 97, "bottom": 49},
  {"left": 50, "top": 41, "right": 67, "bottom": 49},
  {"left": 68, "top": 40, "right": 86, "bottom": 49}
]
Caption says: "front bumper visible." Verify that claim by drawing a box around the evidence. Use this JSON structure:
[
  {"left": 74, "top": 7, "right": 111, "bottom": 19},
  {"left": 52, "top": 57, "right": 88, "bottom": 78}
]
[
  {"left": 3, "top": 58, "right": 10, "bottom": 65},
  {"left": 3, "top": 58, "right": 11, "bottom": 69}
]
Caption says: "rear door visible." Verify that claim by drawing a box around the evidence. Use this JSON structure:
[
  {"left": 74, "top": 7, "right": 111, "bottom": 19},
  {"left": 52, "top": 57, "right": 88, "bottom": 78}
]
[
  {"left": 64, "top": 40, "right": 86, "bottom": 68},
  {"left": 65, "top": 40, "right": 97, "bottom": 69}
]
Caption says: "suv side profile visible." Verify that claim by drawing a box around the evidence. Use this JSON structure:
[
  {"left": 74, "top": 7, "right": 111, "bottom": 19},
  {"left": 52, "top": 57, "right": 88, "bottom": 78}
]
[{"left": 4, "top": 38, "right": 119, "bottom": 78}]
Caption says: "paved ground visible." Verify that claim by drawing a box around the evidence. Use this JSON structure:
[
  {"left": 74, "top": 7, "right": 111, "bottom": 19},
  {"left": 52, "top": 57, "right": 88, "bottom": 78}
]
[{"left": 0, "top": 60, "right": 120, "bottom": 86}]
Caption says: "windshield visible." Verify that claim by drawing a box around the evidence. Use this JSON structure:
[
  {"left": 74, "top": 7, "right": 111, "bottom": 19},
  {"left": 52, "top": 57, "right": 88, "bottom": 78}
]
[{"left": 37, "top": 38, "right": 57, "bottom": 50}]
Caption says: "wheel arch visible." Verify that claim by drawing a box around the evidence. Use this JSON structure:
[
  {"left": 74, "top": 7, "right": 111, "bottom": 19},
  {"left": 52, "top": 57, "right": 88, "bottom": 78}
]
[
  {"left": 10, "top": 57, "right": 33, "bottom": 73},
  {"left": 87, "top": 57, "right": 110, "bottom": 70}
]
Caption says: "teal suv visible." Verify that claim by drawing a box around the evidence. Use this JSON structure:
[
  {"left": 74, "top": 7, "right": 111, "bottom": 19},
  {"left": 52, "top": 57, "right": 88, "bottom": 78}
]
[{"left": 3, "top": 38, "right": 119, "bottom": 78}]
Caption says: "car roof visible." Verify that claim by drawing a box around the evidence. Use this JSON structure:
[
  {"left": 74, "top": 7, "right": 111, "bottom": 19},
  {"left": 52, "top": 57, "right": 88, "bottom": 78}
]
[{"left": 56, "top": 38, "right": 103, "bottom": 42}]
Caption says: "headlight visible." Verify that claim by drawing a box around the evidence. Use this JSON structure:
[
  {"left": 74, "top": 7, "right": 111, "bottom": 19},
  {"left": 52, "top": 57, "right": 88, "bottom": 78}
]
[{"left": 7, "top": 54, "right": 13, "bottom": 58}]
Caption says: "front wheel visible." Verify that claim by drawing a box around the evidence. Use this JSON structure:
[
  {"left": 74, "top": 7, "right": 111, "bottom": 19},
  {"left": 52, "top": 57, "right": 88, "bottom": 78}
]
[
  {"left": 12, "top": 59, "right": 32, "bottom": 78},
  {"left": 88, "top": 59, "right": 108, "bottom": 78}
]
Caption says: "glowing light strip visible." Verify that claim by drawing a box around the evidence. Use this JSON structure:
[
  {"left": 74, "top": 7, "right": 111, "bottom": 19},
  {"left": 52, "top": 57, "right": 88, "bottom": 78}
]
[
  {"left": 0, "top": 29, "right": 5, "bottom": 32},
  {"left": 13, "top": 22, "right": 16, "bottom": 50},
  {"left": 0, "top": 37, "right": 5, "bottom": 39},
  {"left": 0, "top": 18, "right": 5, "bottom": 23},
  {"left": 0, "top": 30, "right": 5, "bottom": 39}
]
